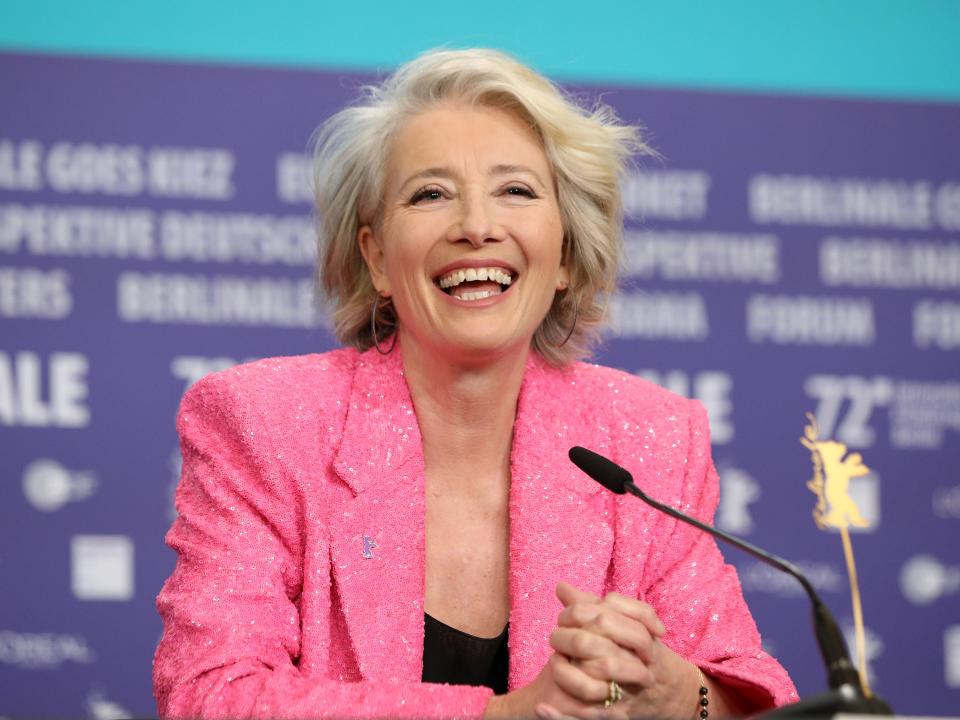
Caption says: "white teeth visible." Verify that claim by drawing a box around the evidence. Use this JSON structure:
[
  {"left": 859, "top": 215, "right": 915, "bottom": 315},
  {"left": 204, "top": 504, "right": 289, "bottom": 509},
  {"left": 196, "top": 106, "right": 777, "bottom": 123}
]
[
  {"left": 459, "top": 290, "right": 497, "bottom": 301},
  {"left": 438, "top": 267, "right": 514, "bottom": 289}
]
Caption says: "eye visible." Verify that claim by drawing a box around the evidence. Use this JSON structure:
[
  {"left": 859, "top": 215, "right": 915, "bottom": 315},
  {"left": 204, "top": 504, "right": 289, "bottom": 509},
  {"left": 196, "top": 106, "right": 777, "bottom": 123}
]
[
  {"left": 409, "top": 185, "right": 447, "bottom": 204},
  {"left": 503, "top": 184, "right": 538, "bottom": 199}
]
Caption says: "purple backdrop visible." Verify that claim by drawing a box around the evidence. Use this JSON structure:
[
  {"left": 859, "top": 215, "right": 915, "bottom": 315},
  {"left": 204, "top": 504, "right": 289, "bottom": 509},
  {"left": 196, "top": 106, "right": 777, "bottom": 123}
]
[{"left": 1, "top": 51, "right": 958, "bottom": 717}]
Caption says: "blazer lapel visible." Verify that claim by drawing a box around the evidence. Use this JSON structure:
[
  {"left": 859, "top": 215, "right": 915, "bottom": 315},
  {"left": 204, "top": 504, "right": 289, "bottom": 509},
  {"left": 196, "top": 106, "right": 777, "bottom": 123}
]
[
  {"left": 507, "top": 356, "right": 617, "bottom": 690},
  {"left": 328, "top": 350, "right": 426, "bottom": 682}
]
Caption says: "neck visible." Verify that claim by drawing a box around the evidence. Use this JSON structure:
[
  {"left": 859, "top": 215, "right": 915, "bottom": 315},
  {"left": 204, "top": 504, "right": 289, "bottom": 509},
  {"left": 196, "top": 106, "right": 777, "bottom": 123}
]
[{"left": 399, "top": 334, "right": 529, "bottom": 493}]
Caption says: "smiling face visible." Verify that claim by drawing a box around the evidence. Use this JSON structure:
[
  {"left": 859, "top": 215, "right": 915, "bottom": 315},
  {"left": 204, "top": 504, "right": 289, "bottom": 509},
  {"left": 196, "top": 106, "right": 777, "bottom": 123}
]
[{"left": 358, "top": 102, "right": 568, "bottom": 366}]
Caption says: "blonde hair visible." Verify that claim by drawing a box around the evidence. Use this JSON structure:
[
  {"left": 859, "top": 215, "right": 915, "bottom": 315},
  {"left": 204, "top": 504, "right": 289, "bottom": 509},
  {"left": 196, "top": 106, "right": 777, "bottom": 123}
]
[{"left": 313, "top": 47, "right": 649, "bottom": 365}]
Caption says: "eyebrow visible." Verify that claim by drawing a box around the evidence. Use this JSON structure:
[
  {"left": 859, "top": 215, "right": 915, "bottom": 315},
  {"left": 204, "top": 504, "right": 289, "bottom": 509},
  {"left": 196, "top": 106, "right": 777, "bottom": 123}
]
[{"left": 397, "top": 164, "right": 548, "bottom": 194}]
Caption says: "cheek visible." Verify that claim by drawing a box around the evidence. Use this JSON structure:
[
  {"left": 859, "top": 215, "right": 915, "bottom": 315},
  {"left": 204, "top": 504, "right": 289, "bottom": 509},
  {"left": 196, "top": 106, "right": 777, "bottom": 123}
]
[{"left": 526, "top": 219, "right": 565, "bottom": 269}]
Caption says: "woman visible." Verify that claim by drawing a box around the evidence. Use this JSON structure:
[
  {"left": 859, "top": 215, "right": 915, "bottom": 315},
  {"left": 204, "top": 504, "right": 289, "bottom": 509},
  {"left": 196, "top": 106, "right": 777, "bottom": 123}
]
[{"left": 154, "top": 48, "right": 797, "bottom": 718}]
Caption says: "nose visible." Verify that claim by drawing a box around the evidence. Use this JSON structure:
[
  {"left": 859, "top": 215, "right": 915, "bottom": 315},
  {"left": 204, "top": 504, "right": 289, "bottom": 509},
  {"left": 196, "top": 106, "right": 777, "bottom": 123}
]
[{"left": 448, "top": 192, "right": 504, "bottom": 247}]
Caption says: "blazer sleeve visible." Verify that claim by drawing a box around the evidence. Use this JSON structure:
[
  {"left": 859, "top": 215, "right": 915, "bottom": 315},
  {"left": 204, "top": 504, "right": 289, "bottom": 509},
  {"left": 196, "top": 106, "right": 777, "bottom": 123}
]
[
  {"left": 153, "top": 371, "right": 493, "bottom": 719},
  {"left": 639, "top": 399, "right": 798, "bottom": 710}
]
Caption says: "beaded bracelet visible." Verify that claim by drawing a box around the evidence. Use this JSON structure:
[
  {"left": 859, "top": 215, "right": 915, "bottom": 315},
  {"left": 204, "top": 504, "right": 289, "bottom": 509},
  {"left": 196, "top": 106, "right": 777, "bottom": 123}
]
[{"left": 695, "top": 667, "right": 710, "bottom": 720}]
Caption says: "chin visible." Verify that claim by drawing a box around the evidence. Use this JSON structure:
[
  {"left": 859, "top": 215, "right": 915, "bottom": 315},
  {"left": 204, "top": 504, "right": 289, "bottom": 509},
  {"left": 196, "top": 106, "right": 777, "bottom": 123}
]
[{"left": 431, "top": 330, "right": 530, "bottom": 365}]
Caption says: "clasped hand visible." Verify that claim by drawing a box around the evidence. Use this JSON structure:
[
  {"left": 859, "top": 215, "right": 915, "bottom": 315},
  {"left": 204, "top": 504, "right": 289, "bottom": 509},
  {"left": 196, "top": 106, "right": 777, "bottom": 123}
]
[{"left": 488, "top": 582, "right": 674, "bottom": 720}]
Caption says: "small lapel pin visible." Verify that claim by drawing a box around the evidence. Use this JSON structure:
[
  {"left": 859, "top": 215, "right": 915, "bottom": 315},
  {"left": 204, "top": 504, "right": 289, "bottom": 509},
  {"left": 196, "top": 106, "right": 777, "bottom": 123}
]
[{"left": 362, "top": 534, "right": 377, "bottom": 559}]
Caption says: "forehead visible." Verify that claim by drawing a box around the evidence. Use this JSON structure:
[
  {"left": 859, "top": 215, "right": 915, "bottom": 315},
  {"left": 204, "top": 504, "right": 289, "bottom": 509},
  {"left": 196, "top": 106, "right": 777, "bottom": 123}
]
[{"left": 386, "top": 103, "right": 553, "bottom": 184}]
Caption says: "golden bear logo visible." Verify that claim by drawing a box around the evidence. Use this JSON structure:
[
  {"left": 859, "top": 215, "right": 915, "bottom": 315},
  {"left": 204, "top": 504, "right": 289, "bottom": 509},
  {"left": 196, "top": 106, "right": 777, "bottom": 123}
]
[
  {"left": 800, "top": 412, "right": 876, "bottom": 697},
  {"left": 801, "top": 413, "right": 871, "bottom": 530}
]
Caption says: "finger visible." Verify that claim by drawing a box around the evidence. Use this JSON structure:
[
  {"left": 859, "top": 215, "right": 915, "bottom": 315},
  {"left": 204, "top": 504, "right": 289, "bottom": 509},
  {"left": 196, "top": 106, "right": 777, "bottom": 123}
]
[
  {"left": 550, "top": 653, "right": 610, "bottom": 704},
  {"left": 556, "top": 582, "right": 600, "bottom": 608},
  {"left": 577, "top": 654, "right": 657, "bottom": 688},
  {"left": 551, "top": 626, "right": 627, "bottom": 662},
  {"left": 597, "top": 593, "right": 666, "bottom": 637},
  {"left": 557, "top": 605, "right": 658, "bottom": 663},
  {"left": 537, "top": 697, "right": 610, "bottom": 720},
  {"left": 551, "top": 631, "right": 656, "bottom": 692},
  {"left": 596, "top": 706, "right": 631, "bottom": 720}
]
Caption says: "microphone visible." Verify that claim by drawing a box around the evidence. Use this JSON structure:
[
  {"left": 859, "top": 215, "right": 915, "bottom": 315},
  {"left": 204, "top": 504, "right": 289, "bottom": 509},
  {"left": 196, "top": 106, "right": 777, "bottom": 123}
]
[{"left": 568, "top": 445, "right": 892, "bottom": 717}]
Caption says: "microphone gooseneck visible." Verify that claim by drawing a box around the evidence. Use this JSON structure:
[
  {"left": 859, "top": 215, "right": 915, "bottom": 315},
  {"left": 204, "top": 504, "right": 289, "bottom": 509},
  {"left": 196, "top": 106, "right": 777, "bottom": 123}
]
[{"left": 567, "top": 445, "right": 892, "bottom": 716}]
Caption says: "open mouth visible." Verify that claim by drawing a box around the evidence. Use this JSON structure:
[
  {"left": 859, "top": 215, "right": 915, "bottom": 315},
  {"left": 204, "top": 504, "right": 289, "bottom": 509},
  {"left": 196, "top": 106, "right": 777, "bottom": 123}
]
[{"left": 435, "top": 266, "right": 516, "bottom": 301}]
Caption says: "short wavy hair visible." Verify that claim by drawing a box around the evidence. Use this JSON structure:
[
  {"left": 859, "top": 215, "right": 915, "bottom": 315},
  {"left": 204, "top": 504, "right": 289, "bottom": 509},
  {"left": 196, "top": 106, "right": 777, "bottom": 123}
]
[{"left": 313, "top": 47, "right": 649, "bottom": 365}]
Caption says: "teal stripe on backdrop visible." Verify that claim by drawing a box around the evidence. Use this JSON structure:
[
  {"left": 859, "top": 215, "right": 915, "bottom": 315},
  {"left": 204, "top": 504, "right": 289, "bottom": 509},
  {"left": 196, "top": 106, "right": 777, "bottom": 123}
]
[{"left": 2, "top": 0, "right": 959, "bottom": 102}]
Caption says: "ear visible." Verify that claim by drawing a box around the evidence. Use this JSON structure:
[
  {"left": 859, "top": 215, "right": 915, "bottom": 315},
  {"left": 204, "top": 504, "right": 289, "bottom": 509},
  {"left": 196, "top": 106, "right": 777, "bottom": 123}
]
[
  {"left": 555, "top": 263, "right": 571, "bottom": 291},
  {"left": 556, "top": 235, "right": 571, "bottom": 291},
  {"left": 358, "top": 225, "right": 391, "bottom": 296}
]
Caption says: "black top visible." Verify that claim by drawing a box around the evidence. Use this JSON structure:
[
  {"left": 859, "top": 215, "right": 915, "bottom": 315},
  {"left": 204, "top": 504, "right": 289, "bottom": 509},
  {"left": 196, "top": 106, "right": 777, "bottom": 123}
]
[{"left": 421, "top": 613, "right": 509, "bottom": 695}]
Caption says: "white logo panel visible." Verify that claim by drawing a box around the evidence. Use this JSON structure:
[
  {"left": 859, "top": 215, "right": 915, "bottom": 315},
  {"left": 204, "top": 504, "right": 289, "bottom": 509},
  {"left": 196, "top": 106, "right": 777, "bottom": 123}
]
[
  {"left": 86, "top": 689, "right": 132, "bottom": 720},
  {"left": 946, "top": 626, "right": 960, "bottom": 688},
  {"left": 70, "top": 535, "right": 134, "bottom": 601},
  {"left": 844, "top": 472, "right": 881, "bottom": 533}
]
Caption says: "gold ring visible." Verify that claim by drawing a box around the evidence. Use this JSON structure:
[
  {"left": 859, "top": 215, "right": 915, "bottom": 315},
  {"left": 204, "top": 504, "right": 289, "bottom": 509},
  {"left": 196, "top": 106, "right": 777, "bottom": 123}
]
[{"left": 602, "top": 679, "right": 623, "bottom": 708}]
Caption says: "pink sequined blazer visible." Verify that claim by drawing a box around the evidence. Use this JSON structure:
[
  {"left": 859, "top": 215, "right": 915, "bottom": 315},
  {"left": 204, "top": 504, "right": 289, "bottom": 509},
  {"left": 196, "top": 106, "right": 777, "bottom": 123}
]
[{"left": 154, "top": 347, "right": 797, "bottom": 718}]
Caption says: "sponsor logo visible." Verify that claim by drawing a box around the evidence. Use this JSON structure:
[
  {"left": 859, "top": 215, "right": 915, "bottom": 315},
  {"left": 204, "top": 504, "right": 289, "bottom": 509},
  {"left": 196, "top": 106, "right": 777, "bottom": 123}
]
[
  {"left": 22, "top": 459, "right": 96, "bottom": 511},
  {"left": 717, "top": 467, "right": 759, "bottom": 535},
  {"left": 946, "top": 626, "right": 960, "bottom": 688},
  {"left": 899, "top": 554, "right": 960, "bottom": 605},
  {"left": 0, "top": 630, "right": 94, "bottom": 669},
  {"left": 71, "top": 535, "right": 134, "bottom": 601}
]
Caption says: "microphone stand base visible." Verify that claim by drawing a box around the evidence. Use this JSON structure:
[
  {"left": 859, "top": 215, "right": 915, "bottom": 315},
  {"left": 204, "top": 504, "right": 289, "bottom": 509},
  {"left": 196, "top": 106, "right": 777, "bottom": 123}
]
[{"left": 760, "top": 684, "right": 892, "bottom": 718}]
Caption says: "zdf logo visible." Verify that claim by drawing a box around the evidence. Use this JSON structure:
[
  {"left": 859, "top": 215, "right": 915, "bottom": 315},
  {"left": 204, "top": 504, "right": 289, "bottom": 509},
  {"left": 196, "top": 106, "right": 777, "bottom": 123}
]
[
  {"left": 899, "top": 554, "right": 960, "bottom": 606},
  {"left": 22, "top": 459, "right": 96, "bottom": 511}
]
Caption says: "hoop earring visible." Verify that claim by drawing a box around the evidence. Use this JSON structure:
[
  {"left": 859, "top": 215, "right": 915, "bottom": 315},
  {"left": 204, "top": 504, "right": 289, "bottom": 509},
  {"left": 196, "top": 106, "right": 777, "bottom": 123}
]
[
  {"left": 371, "top": 295, "right": 398, "bottom": 355},
  {"left": 557, "top": 291, "right": 579, "bottom": 347}
]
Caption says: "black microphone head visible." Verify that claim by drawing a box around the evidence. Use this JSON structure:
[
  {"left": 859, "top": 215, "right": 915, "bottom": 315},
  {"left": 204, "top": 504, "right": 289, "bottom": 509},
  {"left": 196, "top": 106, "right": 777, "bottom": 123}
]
[{"left": 568, "top": 446, "right": 632, "bottom": 494}]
